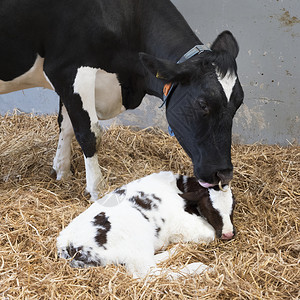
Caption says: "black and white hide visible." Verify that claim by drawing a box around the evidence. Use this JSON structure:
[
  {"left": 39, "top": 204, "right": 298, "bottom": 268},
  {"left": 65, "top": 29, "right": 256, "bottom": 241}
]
[
  {"left": 57, "top": 171, "right": 236, "bottom": 278},
  {"left": 1, "top": 0, "right": 244, "bottom": 200}
]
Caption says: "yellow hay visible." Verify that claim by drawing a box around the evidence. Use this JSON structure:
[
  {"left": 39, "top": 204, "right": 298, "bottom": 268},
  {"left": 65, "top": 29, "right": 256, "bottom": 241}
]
[{"left": 0, "top": 113, "right": 299, "bottom": 299}]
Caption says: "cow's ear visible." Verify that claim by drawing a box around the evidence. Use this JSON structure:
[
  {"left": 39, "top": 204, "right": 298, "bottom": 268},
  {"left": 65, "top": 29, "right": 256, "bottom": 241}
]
[
  {"left": 211, "top": 31, "right": 239, "bottom": 58},
  {"left": 139, "top": 52, "right": 191, "bottom": 83}
]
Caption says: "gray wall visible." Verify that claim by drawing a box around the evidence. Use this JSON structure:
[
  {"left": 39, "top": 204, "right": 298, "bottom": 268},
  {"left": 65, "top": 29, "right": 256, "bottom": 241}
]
[{"left": 1, "top": 0, "right": 299, "bottom": 145}]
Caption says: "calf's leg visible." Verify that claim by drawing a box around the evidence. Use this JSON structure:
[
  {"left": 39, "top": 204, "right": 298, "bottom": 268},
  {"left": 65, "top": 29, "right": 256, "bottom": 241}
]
[{"left": 149, "top": 246, "right": 211, "bottom": 280}]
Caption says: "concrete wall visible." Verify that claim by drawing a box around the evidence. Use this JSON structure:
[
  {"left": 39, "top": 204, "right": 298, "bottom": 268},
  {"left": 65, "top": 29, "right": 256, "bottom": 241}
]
[{"left": 1, "top": 0, "right": 299, "bottom": 145}]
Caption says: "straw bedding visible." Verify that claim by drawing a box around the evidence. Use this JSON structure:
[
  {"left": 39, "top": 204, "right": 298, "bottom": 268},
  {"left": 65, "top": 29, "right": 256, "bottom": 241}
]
[{"left": 0, "top": 113, "right": 299, "bottom": 299}]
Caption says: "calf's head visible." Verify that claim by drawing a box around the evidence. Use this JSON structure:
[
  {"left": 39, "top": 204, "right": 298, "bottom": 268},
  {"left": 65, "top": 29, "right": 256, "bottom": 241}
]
[
  {"left": 140, "top": 31, "right": 244, "bottom": 188},
  {"left": 180, "top": 183, "right": 236, "bottom": 240}
]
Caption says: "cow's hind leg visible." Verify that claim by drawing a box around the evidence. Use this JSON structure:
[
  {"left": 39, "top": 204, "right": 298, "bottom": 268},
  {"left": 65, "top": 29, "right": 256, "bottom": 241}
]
[{"left": 52, "top": 100, "right": 74, "bottom": 180}]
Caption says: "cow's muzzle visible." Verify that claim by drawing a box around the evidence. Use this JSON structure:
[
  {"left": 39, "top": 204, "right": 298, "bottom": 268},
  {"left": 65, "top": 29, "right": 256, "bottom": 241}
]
[
  {"left": 217, "top": 169, "right": 233, "bottom": 185},
  {"left": 198, "top": 169, "right": 233, "bottom": 188}
]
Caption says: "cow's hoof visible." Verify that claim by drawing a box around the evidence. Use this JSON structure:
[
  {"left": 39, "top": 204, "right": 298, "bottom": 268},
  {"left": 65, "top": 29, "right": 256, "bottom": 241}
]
[
  {"left": 84, "top": 189, "right": 90, "bottom": 197},
  {"left": 84, "top": 189, "right": 99, "bottom": 202},
  {"left": 50, "top": 168, "right": 57, "bottom": 179},
  {"left": 50, "top": 168, "right": 72, "bottom": 180}
]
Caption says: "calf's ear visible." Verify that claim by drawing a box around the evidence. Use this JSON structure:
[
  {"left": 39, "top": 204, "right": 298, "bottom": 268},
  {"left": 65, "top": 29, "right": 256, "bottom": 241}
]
[
  {"left": 179, "top": 189, "right": 208, "bottom": 203},
  {"left": 211, "top": 31, "right": 239, "bottom": 58},
  {"left": 139, "top": 52, "right": 192, "bottom": 83},
  {"left": 179, "top": 192, "right": 199, "bottom": 203}
]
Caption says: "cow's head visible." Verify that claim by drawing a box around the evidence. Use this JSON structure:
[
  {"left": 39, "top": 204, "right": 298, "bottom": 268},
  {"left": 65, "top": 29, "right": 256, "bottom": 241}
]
[{"left": 140, "top": 31, "right": 244, "bottom": 188}]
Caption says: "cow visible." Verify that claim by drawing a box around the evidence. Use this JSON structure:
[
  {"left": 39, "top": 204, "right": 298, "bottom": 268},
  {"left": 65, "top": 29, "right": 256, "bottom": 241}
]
[
  {"left": 57, "top": 171, "right": 236, "bottom": 278},
  {"left": 0, "top": 0, "right": 244, "bottom": 199}
]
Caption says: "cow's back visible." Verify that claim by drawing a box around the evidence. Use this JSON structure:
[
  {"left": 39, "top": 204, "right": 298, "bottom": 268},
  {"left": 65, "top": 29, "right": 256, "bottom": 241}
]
[{"left": 0, "top": 0, "right": 141, "bottom": 80}]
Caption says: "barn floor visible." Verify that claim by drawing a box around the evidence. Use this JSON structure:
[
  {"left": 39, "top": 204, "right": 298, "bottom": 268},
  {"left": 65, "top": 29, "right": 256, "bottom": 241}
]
[{"left": 0, "top": 113, "right": 299, "bottom": 299}]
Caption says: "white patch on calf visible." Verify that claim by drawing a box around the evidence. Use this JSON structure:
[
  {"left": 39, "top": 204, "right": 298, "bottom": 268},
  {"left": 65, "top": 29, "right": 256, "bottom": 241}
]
[
  {"left": 217, "top": 70, "right": 237, "bottom": 102},
  {"left": 208, "top": 187, "right": 234, "bottom": 235},
  {"left": 0, "top": 55, "right": 54, "bottom": 94},
  {"left": 57, "top": 199, "right": 156, "bottom": 274},
  {"left": 57, "top": 171, "right": 217, "bottom": 278},
  {"left": 144, "top": 258, "right": 210, "bottom": 280}
]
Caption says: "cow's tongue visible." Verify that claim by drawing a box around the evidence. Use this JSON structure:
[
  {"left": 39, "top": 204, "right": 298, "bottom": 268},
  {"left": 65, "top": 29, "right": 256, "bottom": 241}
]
[{"left": 198, "top": 181, "right": 215, "bottom": 188}]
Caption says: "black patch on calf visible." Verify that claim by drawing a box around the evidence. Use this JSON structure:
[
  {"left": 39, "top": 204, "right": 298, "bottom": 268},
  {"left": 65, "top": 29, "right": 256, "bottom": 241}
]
[
  {"left": 186, "top": 177, "right": 204, "bottom": 192},
  {"left": 155, "top": 227, "right": 161, "bottom": 237},
  {"left": 129, "top": 192, "right": 162, "bottom": 223},
  {"left": 152, "top": 194, "right": 162, "bottom": 202},
  {"left": 197, "top": 196, "right": 223, "bottom": 238},
  {"left": 177, "top": 175, "right": 205, "bottom": 193},
  {"left": 67, "top": 244, "right": 83, "bottom": 258},
  {"left": 176, "top": 175, "right": 185, "bottom": 192},
  {"left": 180, "top": 189, "right": 224, "bottom": 238},
  {"left": 114, "top": 188, "right": 126, "bottom": 195},
  {"left": 93, "top": 212, "right": 111, "bottom": 249},
  {"left": 65, "top": 244, "right": 101, "bottom": 267},
  {"left": 180, "top": 188, "right": 209, "bottom": 216},
  {"left": 129, "top": 195, "right": 152, "bottom": 210},
  {"left": 129, "top": 192, "right": 161, "bottom": 210},
  {"left": 136, "top": 209, "right": 149, "bottom": 221}
]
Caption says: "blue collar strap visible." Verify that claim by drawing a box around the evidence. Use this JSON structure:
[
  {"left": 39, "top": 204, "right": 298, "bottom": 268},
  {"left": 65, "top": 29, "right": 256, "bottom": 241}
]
[
  {"left": 177, "top": 44, "right": 211, "bottom": 63},
  {"left": 159, "top": 44, "right": 211, "bottom": 108}
]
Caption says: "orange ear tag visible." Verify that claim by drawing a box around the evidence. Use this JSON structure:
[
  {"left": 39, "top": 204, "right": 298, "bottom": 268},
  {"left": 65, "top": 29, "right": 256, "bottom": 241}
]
[{"left": 163, "top": 83, "right": 172, "bottom": 97}]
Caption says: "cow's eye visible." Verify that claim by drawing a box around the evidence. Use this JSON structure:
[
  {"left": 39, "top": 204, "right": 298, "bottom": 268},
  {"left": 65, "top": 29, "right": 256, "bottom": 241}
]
[{"left": 198, "top": 99, "right": 209, "bottom": 115}]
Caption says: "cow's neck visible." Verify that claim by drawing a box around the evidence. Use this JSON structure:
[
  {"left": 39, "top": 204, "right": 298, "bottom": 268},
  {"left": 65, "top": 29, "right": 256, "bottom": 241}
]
[{"left": 140, "top": 1, "right": 200, "bottom": 99}]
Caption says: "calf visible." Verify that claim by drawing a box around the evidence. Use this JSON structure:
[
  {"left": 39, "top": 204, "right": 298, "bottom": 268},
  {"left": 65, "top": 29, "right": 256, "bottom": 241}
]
[{"left": 57, "top": 171, "right": 235, "bottom": 278}]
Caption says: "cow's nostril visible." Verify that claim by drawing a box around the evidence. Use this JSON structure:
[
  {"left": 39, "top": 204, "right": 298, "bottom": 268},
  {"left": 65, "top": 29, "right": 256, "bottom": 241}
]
[{"left": 217, "top": 169, "right": 233, "bottom": 185}]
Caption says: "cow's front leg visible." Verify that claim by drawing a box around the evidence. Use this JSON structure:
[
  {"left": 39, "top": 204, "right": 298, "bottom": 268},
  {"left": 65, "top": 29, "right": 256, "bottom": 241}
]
[
  {"left": 69, "top": 111, "right": 103, "bottom": 201},
  {"left": 53, "top": 67, "right": 102, "bottom": 200},
  {"left": 52, "top": 100, "right": 74, "bottom": 180},
  {"left": 69, "top": 67, "right": 103, "bottom": 200},
  {"left": 46, "top": 64, "right": 103, "bottom": 200}
]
